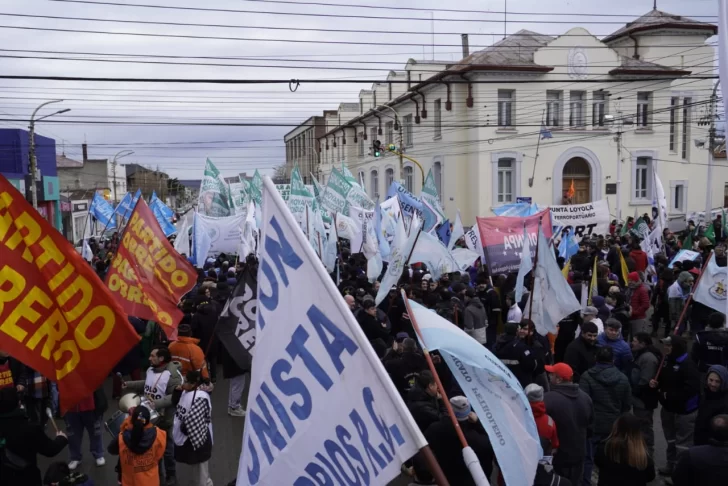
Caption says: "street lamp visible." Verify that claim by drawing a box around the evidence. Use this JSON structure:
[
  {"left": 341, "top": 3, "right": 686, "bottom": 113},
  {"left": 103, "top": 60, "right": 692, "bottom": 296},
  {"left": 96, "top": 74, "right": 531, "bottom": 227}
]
[
  {"left": 111, "top": 150, "right": 134, "bottom": 201},
  {"left": 29, "top": 100, "right": 70, "bottom": 208}
]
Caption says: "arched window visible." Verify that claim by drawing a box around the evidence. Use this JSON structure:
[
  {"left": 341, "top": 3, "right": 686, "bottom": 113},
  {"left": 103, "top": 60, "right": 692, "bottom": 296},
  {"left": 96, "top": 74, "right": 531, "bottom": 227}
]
[
  {"left": 404, "top": 166, "right": 414, "bottom": 192},
  {"left": 370, "top": 170, "right": 379, "bottom": 199},
  {"left": 433, "top": 161, "right": 442, "bottom": 200},
  {"left": 385, "top": 167, "right": 394, "bottom": 190}
]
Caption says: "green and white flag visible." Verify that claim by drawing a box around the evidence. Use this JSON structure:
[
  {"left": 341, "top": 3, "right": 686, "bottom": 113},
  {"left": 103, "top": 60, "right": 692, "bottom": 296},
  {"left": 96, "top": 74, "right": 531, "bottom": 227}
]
[
  {"left": 311, "top": 174, "right": 325, "bottom": 201},
  {"left": 275, "top": 184, "right": 291, "bottom": 201},
  {"left": 341, "top": 164, "right": 374, "bottom": 211},
  {"left": 198, "top": 158, "right": 232, "bottom": 217},
  {"left": 288, "top": 167, "right": 314, "bottom": 227},
  {"left": 630, "top": 217, "right": 650, "bottom": 241},
  {"left": 342, "top": 164, "right": 360, "bottom": 188},
  {"left": 421, "top": 168, "right": 446, "bottom": 220},
  {"left": 321, "top": 167, "right": 352, "bottom": 215},
  {"left": 229, "top": 179, "right": 249, "bottom": 216},
  {"left": 250, "top": 169, "right": 263, "bottom": 206}
]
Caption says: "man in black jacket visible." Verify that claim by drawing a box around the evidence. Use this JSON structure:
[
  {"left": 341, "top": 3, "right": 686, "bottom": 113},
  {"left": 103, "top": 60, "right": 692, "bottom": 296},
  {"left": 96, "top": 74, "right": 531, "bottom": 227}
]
[
  {"left": 384, "top": 338, "right": 428, "bottom": 397},
  {"left": 650, "top": 334, "right": 701, "bottom": 476},
  {"left": 692, "top": 312, "right": 728, "bottom": 374},
  {"left": 356, "top": 300, "right": 392, "bottom": 344},
  {"left": 563, "top": 321, "right": 599, "bottom": 384},
  {"left": 494, "top": 322, "right": 538, "bottom": 388},
  {"left": 0, "top": 351, "right": 27, "bottom": 393},
  {"left": 672, "top": 414, "right": 728, "bottom": 486},
  {"left": 413, "top": 396, "right": 494, "bottom": 486},
  {"left": 629, "top": 332, "right": 661, "bottom": 457},
  {"left": 405, "top": 371, "right": 445, "bottom": 433},
  {"left": 544, "top": 362, "right": 594, "bottom": 486},
  {"left": 0, "top": 387, "right": 68, "bottom": 486}
]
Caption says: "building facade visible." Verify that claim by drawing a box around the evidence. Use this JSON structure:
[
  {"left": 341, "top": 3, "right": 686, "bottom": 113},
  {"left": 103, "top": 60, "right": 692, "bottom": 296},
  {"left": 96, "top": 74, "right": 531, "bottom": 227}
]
[
  {"left": 303, "top": 10, "right": 722, "bottom": 225},
  {"left": 0, "top": 128, "right": 62, "bottom": 230},
  {"left": 57, "top": 143, "right": 128, "bottom": 203},
  {"left": 284, "top": 114, "right": 330, "bottom": 184},
  {"left": 125, "top": 164, "right": 170, "bottom": 202}
]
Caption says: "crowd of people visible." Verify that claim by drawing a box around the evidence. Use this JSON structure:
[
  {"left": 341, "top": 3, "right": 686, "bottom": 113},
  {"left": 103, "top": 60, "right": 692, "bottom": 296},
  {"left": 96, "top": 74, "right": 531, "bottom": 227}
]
[{"left": 3, "top": 213, "right": 728, "bottom": 486}]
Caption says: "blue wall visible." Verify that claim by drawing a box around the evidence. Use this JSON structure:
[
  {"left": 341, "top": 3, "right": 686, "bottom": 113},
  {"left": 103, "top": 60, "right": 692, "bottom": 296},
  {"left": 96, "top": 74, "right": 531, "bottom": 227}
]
[{"left": 0, "top": 129, "right": 57, "bottom": 179}]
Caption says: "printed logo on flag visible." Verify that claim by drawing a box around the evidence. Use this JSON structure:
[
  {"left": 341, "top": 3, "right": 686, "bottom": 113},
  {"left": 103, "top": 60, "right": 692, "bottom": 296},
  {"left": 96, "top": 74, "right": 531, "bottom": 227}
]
[{"left": 709, "top": 281, "right": 727, "bottom": 300}]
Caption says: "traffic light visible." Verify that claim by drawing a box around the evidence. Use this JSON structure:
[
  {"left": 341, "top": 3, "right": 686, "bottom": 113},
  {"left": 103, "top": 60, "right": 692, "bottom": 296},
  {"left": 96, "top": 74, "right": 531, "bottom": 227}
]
[
  {"left": 387, "top": 144, "right": 397, "bottom": 152},
  {"left": 372, "top": 140, "right": 382, "bottom": 157}
]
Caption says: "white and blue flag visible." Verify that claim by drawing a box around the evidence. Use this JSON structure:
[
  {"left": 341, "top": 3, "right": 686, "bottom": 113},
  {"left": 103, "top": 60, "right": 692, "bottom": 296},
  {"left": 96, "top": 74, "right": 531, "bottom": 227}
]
[
  {"left": 406, "top": 298, "right": 542, "bottom": 486},
  {"left": 515, "top": 225, "right": 532, "bottom": 303},
  {"left": 237, "top": 176, "right": 425, "bottom": 485},
  {"left": 89, "top": 192, "right": 117, "bottom": 230}
]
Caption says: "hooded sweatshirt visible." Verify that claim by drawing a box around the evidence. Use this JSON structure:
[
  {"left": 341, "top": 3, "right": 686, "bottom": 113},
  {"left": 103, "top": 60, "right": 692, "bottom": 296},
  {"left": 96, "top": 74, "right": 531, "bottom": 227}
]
[
  {"left": 544, "top": 383, "right": 594, "bottom": 466},
  {"left": 579, "top": 363, "right": 632, "bottom": 436},
  {"left": 530, "top": 400, "right": 560, "bottom": 451},
  {"left": 657, "top": 338, "right": 701, "bottom": 414},
  {"left": 463, "top": 297, "right": 487, "bottom": 344},
  {"left": 111, "top": 418, "right": 167, "bottom": 486},
  {"left": 694, "top": 365, "right": 728, "bottom": 446},
  {"left": 597, "top": 332, "right": 633, "bottom": 372}
]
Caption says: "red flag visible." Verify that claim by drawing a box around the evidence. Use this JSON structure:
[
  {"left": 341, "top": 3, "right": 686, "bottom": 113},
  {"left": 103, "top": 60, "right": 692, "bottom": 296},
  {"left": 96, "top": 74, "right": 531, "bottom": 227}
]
[
  {"left": 477, "top": 209, "right": 552, "bottom": 275},
  {"left": 0, "top": 175, "right": 139, "bottom": 412},
  {"left": 105, "top": 198, "right": 196, "bottom": 339}
]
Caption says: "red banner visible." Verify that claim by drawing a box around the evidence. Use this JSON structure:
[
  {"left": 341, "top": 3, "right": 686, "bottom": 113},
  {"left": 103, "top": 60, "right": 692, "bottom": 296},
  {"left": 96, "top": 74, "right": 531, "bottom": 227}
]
[
  {"left": 105, "top": 198, "right": 196, "bottom": 338},
  {"left": 477, "top": 209, "right": 552, "bottom": 275},
  {"left": 0, "top": 175, "right": 139, "bottom": 412}
]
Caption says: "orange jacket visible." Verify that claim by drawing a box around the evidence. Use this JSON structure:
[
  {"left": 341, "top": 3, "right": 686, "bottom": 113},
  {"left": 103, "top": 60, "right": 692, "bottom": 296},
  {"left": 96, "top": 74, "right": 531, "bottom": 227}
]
[
  {"left": 169, "top": 336, "right": 209, "bottom": 379},
  {"left": 117, "top": 416, "right": 166, "bottom": 486}
]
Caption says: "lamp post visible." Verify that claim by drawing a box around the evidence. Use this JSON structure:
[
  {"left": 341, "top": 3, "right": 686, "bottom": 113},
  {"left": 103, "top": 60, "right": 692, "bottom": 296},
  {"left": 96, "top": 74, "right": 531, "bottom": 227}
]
[
  {"left": 111, "top": 150, "right": 134, "bottom": 201},
  {"left": 29, "top": 100, "right": 70, "bottom": 208},
  {"left": 374, "top": 105, "right": 404, "bottom": 181}
]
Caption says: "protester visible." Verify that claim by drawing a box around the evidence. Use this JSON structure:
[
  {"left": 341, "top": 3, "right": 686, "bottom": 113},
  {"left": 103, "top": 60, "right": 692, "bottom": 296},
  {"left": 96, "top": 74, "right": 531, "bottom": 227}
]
[
  {"left": 667, "top": 272, "right": 694, "bottom": 334},
  {"left": 628, "top": 332, "right": 661, "bottom": 457},
  {"left": 0, "top": 349, "right": 27, "bottom": 392},
  {"left": 506, "top": 291, "right": 522, "bottom": 323},
  {"left": 594, "top": 413, "right": 656, "bottom": 486},
  {"left": 64, "top": 387, "right": 107, "bottom": 470},
  {"left": 172, "top": 370, "right": 214, "bottom": 486},
  {"left": 564, "top": 321, "right": 599, "bottom": 384},
  {"left": 0, "top": 387, "right": 68, "bottom": 486},
  {"left": 494, "top": 322, "right": 538, "bottom": 388},
  {"left": 578, "top": 306, "right": 604, "bottom": 335},
  {"left": 649, "top": 334, "right": 701, "bottom": 476},
  {"left": 384, "top": 338, "right": 428, "bottom": 397},
  {"left": 672, "top": 414, "right": 728, "bottom": 486},
  {"left": 525, "top": 383, "right": 560, "bottom": 453},
  {"left": 123, "top": 345, "right": 183, "bottom": 485},
  {"left": 544, "top": 363, "right": 594, "bottom": 486},
  {"left": 463, "top": 288, "right": 488, "bottom": 345},
  {"left": 357, "top": 299, "right": 392, "bottom": 344},
  {"left": 627, "top": 272, "right": 650, "bottom": 336},
  {"left": 692, "top": 312, "right": 728, "bottom": 373},
  {"left": 694, "top": 365, "right": 728, "bottom": 446},
  {"left": 169, "top": 324, "right": 210, "bottom": 380},
  {"left": 406, "top": 371, "right": 445, "bottom": 432},
  {"left": 597, "top": 319, "right": 633, "bottom": 372},
  {"left": 579, "top": 346, "right": 632, "bottom": 485},
  {"left": 107, "top": 405, "right": 166, "bottom": 486}
]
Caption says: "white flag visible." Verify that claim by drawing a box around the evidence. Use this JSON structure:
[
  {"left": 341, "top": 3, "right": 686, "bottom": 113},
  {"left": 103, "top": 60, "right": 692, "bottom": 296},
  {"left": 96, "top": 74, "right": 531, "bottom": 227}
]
[
  {"left": 464, "top": 227, "right": 486, "bottom": 264},
  {"left": 515, "top": 226, "right": 532, "bottom": 303},
  {"left": 693, "top": 253, "right": 726, "bottom": 313},
  {"left": 173, "top": 218, "right": 190, "bottom": 256},
  {"left": 409, "top": 231, "right": 461, "bottom": 281},
  {"left": 375, "top": 215, "right": 420, "bottom": 305},
  {"left": 448, "top": 210, "right": 464, "bottom": 252},
  {"left": 237, "top": 177, "right": 426, "bottom": 485},
  {"left": 333, "top": 212, "right": 361, "bottom": 243}
]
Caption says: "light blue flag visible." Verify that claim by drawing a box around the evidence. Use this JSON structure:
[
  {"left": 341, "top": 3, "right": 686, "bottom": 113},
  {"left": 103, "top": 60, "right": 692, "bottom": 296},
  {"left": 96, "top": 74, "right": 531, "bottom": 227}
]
[
  {"left": 151, "top": 191, "right": 174, "bottom": 219},
  {"left": 493, "top": 203, "right": 543, "bottom": 217},
  {"left": 421, "top": 198, "right": 442, "bottom": 233},
  {"left": 515, "top": 225, "right": 532, "bottom": 303},
  {"left": 375, "top": 214, "right": 421, "bottom": 305},
  {"left": 115, "top": 192, "right": 132, "bottom": 215},
  {"left": 89, "top": 192, "right": 117, "bottom": 230},
  {"left": 409, "top": 231, "right": 461, "bottom": 281},
  {"left": 386, "top": 181, "right": 422, "bottom": 218},
  {"left": 407, "top": 298, "right": 542, "bottom": 486},
  {"left": 151, "top": 200, "right": 177, "bottom": 237},
  {"left": 524, "top": 223, "right": 582, "bottom": 335},
  {"left": 558, "top": 228, "right": 579, "bottom": 261}
]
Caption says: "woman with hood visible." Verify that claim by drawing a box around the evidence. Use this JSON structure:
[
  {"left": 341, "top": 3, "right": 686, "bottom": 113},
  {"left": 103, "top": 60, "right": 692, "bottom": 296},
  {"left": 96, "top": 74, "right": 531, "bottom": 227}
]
[
  {"left": 694, "top": 365, "right": 728, "bottom": 446},
  {"left": 107, "top": 405, "right": 166, "bottom": 486}
]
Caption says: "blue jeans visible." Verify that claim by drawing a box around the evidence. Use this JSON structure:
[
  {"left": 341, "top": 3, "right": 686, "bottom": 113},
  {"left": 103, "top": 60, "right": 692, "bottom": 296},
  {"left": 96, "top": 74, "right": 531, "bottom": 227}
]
[
  {"left": 582, "top": 434, "right": 604, "bottom": 486},
  {"left": 65, "top": 411, "right": 104, "bottom": 461}
]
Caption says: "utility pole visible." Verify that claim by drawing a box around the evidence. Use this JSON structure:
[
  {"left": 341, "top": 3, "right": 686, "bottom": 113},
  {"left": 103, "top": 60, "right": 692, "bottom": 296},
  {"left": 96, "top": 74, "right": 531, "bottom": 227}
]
[
  {"left": 705, "top": 80, "right": 720, "bottom": 219},
  {"left": 28, "top": 100, "right": 70, "bottom": 208},
  {"left": 110, "top": 150, "right": 133, "bottom": 202},
  {"left": 616, "top": 129, "right": 622, "bottom": 224}
]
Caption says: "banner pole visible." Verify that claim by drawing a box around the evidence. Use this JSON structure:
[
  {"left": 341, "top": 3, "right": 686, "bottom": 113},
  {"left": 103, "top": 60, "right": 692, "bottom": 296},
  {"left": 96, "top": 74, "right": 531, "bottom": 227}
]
[
  {"left": 526, "top": 218, "right": 542, "bottom": 324},
  {"left": 653, "top": 251, "right": 713, "bottom": 381},
  {"left": 401, "top": 289, "right": 470, "bottom": 483}
]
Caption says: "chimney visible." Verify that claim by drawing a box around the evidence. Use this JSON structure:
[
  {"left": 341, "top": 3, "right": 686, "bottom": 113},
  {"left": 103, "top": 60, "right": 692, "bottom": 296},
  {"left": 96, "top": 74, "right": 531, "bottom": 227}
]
[
  {"left": 82, "top": 143, "right": 88, "bottom": 162},
  {"left": 461, "top": 34, "right": 470, "bottom": 59}
]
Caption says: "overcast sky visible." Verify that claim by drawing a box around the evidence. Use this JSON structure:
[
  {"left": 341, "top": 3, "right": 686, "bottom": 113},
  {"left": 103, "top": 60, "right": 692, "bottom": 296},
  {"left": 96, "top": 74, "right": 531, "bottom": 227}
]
[{"left": 0, "top": 0, "right": 718, "bottom": 180}]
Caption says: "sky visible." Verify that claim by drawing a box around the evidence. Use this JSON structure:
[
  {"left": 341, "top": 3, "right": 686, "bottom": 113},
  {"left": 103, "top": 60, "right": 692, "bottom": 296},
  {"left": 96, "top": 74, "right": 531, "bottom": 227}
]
[{"left": 0, "top": 0, "right": 719, "bottom": 181}]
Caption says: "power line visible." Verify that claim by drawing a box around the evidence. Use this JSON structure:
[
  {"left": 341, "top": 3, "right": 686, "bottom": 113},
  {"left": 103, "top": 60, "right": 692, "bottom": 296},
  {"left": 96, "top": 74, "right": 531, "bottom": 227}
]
[
  {"left": 234, "top": 0, "right": 719, "bottom": 18},
  {"left": 47, "top": 0, "right": 719, "bottom": 25},
  {"left": 0, "top": 23, "right": 717, "bottom": 48},
  {"left": 0, "top": 12, "right": 715, "bottom": 38}
]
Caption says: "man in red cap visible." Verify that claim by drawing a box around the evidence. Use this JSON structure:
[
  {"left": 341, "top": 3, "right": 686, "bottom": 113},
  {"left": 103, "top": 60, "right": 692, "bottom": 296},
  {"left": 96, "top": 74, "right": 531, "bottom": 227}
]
[
  {"left": 543, "top": 363, "right": 594, "bottom": 486},
  {"left": 628, "top": 271, "right": 651, "bottom": 336}
]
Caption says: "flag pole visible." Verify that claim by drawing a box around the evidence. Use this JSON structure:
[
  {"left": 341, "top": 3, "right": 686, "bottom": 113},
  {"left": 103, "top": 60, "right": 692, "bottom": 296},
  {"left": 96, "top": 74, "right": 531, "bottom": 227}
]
[
  {"left": 653, "top": 251, "right": 713, "bottom": 381},
  {"left": 526, "top": 218, "right": 542, "bottom": 324},
  {"left": 528, "top": 109, "right": 546, "bottom": 187},
  {"left": 401, "top": 289, "right": 484, "bottom": 486}
]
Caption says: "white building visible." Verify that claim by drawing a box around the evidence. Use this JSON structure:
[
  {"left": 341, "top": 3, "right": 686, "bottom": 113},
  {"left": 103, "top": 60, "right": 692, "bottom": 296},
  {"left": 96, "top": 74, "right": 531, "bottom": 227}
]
[{"left": 309, "top": 10, "right": 722, "bottom": 225}]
